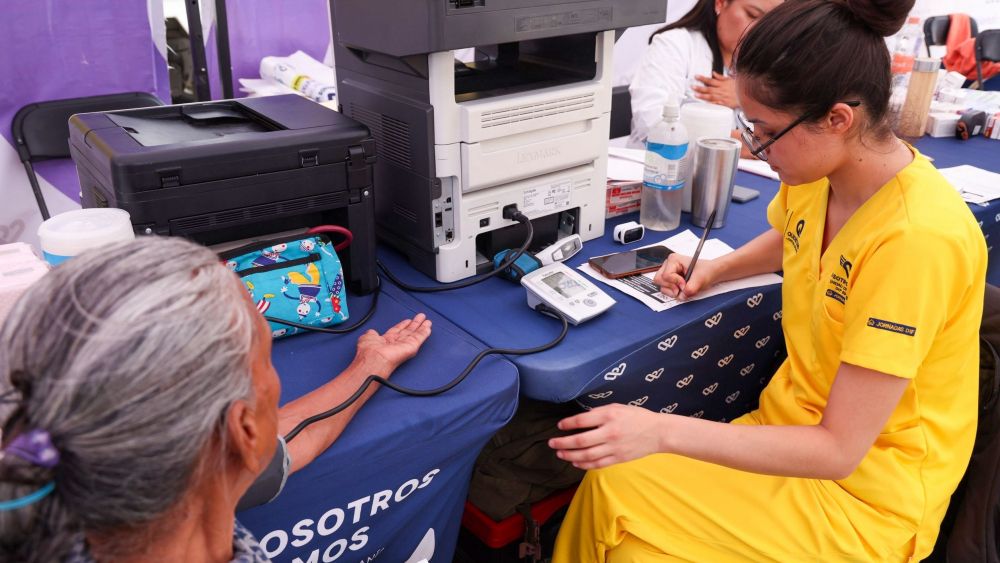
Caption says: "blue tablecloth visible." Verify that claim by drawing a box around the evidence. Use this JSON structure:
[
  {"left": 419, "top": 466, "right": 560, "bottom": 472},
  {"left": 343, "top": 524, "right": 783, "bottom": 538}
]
[
  {"left": 381, "top": 136, "right": 999, "bottom": 415},
  {"left": 915, "top": 136, "right": 1000, "bottom": 285},
  {"left": 237, "top": 283, "right": 519, "bottom": 563}
]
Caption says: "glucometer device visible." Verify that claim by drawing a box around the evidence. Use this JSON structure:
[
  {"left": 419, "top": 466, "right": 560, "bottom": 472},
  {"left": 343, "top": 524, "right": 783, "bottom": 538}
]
[{"left": 521, "top": 263, "right": 615, "bottom": 325}]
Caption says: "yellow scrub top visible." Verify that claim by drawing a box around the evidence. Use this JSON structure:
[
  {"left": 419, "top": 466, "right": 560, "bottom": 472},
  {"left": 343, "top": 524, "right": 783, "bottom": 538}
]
[
  {"left": 553, "top": 148, "right": 985, "bottom": 562},
  {"left": 760, "top": 147, "right": 985, "bottom": 558}
]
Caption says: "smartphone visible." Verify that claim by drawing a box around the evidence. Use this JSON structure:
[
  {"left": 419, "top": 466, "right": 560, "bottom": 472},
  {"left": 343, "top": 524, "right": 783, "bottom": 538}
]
[
  {"left": 588, "top": 245, "right": 673, "bottom": 279},
  {"left": 732, "top": 185, "right": 760, "bottom": 203}
]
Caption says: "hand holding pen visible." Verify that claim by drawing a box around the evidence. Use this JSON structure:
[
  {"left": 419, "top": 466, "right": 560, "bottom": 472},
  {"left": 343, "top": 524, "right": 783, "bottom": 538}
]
[{"left": 652, "top": 210, "right": 717, "bottom": 299}]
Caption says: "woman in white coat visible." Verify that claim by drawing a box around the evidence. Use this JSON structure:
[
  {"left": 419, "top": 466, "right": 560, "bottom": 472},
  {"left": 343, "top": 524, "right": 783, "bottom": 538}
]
[{"left": 628, "top": 0, "right": 780, "bottom": 148}]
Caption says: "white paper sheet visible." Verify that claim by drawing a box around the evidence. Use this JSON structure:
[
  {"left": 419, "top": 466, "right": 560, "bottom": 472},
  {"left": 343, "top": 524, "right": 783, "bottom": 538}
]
[
  {"left": 607, "top": 157, "right": 645, "bottom": 181},
  {"left": 737, "top": 158, "right": 780, "bottom": 181},
  {"left": 579, "top": 230, "right": 783, "bottom": 312},
  {"left": 606, "top": 147, "right": 647, "bottom": 181},
  {"left": 608, "top": 147, "right": 646, "bottom": 164},
  {"left": 939, "top": 165, "right": 1000, "bottom": 206}
]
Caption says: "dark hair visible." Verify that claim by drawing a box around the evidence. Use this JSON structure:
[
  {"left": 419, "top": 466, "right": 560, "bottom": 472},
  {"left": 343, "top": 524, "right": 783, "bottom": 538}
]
[
  {"left": 732, "top": 0, "right": 915, "bottom": 138},
  {"left": 649, "top": 0, "right": 725, "bottom": 74}
]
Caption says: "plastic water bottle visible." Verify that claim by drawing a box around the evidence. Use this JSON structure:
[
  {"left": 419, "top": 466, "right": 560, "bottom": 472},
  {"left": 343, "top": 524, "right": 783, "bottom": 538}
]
[
  {"left": 890, "top": 16, "right": 924, "bottom": 96},
  {"left": 640, "top": 98, "right": 689, "bottom": 231}
]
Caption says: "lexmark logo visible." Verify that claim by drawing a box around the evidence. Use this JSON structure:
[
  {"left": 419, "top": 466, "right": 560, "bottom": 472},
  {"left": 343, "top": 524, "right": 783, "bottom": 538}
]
[{"left": 516, "top": 147, "right": 561, "bottom": 163}]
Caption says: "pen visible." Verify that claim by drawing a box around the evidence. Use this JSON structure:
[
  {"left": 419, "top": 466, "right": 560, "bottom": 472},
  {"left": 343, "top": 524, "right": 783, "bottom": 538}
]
[{"left": 684, "top": 210, "right": 717, "bottom": 285}]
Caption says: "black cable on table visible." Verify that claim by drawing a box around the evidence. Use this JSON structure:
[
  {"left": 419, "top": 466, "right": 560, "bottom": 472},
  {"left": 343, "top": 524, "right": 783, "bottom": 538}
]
[
  {"left": 377, "top": 210, "right": 533, "bottom": 293},
  {"left": 283, "top": 303, "right": 569, "bottom": 443}
]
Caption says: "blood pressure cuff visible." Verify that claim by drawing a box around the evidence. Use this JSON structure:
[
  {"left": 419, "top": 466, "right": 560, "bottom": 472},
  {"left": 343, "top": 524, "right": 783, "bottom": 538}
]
[
  {"left": 220, "top": 233, "right": 349, "bottom": 339},
  {"left": 236, "top": 436, "right": 291, "bottom": 512}
]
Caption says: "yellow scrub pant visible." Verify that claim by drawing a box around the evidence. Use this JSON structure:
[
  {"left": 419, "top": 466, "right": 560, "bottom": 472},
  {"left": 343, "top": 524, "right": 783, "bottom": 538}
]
[{"left": 552, "top": 420, "right": 918, "bottom": 562}]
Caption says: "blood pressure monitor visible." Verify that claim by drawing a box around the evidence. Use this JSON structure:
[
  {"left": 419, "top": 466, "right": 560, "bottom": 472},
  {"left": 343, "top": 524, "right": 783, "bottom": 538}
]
[{"left": 521, "top": 263, "right": 615, "bottom": 325}]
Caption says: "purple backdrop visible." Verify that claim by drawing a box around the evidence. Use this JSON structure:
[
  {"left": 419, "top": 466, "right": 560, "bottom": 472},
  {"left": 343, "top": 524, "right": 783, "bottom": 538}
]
[{"left": 0, "top": 1, "right": 169, "bottom": 201}]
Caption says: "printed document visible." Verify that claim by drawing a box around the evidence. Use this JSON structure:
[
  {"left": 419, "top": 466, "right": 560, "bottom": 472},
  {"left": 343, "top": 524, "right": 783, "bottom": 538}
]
[
  {"left": 579, "top": 230, "right": 783, "bottom": 312},
  {"left": 939, "top": 165, "right": 1000, "bottom": 206}
]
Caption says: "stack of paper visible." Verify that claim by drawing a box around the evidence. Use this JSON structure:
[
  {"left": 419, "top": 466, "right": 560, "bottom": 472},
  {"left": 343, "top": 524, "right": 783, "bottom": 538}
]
[
  {"left": 939, "top": 165, "right": 1000, "bottom": 206},
  {"left": 607, "top": 147, "right": 646, "bottom": 181},
  {"left": 737, "top": 158, "right": 779, "bottom": 181}
]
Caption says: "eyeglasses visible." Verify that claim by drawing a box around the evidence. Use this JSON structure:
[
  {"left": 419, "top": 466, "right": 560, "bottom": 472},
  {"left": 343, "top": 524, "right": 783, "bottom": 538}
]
[{"left": 736, "top": 101, "right": 861, "bottom": 161}]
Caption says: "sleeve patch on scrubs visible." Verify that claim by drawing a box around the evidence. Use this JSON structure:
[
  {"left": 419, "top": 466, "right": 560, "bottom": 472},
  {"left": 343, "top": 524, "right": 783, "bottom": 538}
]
[{"left": 867, "top": 317, "right": 916, "bottom": 336}]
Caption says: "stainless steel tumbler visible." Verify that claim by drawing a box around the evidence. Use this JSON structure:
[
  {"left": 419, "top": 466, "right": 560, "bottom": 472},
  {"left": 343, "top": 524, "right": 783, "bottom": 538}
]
[{"left": 691, "top": 138, "right": 741, "bottom": 229}]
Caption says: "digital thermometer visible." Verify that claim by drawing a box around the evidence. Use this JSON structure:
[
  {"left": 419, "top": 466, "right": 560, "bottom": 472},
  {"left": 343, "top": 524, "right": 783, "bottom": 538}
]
[
  {"left": 521, "top": 262, "right": 615, "bottom": 325},
  {"left": 535, "top": 234, "right": 583, "bottom": 266}
]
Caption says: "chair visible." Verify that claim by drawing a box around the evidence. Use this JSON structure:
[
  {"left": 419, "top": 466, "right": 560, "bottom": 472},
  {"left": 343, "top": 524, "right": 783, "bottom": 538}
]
[
  {"left": 927, "top": 284, "right": 1000, "bottom": 561},
  {"left": 609, "top": 85, "right": 632, "bottom": 139},
  {"left": 11, "top": 92, "right": 162, "bottom": 220},
  {"left": 923, "top": 15, "right": 979, "bottom": 57},
  {"left": 975, "top": 30, "right": 1000, "bottom": 91}
]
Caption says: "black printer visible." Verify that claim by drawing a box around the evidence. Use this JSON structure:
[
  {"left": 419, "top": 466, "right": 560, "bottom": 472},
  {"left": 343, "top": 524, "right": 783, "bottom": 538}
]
[{"left": 69, "top": 94, "right": 377, "bottom": 294}]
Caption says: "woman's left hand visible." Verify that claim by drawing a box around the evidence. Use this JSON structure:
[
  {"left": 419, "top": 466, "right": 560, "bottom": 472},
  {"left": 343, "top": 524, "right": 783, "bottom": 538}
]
[
  {"left": 693, "top": 72, "right": 739, "bottom": 108},
  {"left": 354, "top": 313, "right": 432, "bottom": 377},
  {"left": 549, "top": 404, "right": 667, "bottom": 470}
]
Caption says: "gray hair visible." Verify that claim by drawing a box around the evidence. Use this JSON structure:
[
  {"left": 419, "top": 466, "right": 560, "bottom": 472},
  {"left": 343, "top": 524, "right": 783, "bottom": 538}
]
[{"left": 0, "top": 236, "right": 257, "bottom": 561}]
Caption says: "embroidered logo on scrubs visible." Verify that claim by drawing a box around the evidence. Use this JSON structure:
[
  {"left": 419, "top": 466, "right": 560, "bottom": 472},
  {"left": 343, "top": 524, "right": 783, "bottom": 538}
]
[
  {"left": 784, "top": 215, "right": 805, "bottom": 252},
  {"left": 867, "top": 317, "right": 916, "bottom": 336},
  {"left": 825, "top": 254, "right": 852, "bottom": 304},
  {"left": 839, "top": 255, "right": 853, "bottom": 278}
]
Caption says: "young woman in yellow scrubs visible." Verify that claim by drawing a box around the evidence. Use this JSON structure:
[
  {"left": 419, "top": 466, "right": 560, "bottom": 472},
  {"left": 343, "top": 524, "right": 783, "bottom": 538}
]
[{"left": 549, "top": 0, "right": 987, "bottom": 561}]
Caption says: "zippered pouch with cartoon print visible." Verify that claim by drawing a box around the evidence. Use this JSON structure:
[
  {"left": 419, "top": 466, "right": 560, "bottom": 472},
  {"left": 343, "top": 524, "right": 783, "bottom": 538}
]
[{"left": 220, "top": 233, "right": 349, "bottom": 339}]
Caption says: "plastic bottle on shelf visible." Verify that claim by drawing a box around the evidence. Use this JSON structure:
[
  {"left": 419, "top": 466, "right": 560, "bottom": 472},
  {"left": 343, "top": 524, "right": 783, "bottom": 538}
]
[
  {"left": 640, "top": 97, "right": 689, "bottom": 231},
  {"left": 890, "top": 16, "right": 924, "bottom": 96}
]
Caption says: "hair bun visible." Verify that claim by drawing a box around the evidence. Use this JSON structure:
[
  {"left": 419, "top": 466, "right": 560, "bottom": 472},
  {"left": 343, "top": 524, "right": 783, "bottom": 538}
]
[{"left": 836, "top": 0, "right": 915, "bottom": 37}]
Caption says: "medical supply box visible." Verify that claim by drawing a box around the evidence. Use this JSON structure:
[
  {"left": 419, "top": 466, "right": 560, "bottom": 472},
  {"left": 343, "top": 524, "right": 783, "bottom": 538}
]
[{"left": 68, "top": 94, "right": 377, "bottom": 293}]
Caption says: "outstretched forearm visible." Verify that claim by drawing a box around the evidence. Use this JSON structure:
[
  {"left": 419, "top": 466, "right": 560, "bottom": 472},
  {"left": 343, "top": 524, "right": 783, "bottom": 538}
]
[
  {"left": 277, "top": 355, "right": 386, "bottom": 473},
  {"left": 274, "top": 314, "right": 432, "bottom": 474}
]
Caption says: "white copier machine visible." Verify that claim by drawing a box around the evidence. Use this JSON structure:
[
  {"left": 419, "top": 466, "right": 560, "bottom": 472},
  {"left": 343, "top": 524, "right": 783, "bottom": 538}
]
[{"left": 330, "top": 0, "right": 665, "bottom": 282}]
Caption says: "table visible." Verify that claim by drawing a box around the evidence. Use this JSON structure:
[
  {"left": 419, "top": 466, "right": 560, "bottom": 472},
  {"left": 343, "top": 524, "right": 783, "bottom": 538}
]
[
  {"left": 914, "top": 136, "right": 1000, "bottom": 285},
  {"left": 380, "top": 135, "right": 1000, "bottom": 421},
  {"left": 378, "top": 178, "right": 786, "bottom": 421},
  {"left": 237, "top": 283, "right": 519, "bottom": 563}
]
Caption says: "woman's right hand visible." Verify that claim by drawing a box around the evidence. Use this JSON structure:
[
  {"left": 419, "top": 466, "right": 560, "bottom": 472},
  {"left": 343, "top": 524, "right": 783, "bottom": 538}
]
[{"left": 652, "top": 254, "right": 721, "bottom": 299}]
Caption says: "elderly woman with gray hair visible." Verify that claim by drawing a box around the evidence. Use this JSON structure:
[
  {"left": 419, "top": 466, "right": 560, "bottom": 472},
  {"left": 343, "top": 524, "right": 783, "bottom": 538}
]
[{"left": 0, "top": 236, "right": 431, "bottom": 562}]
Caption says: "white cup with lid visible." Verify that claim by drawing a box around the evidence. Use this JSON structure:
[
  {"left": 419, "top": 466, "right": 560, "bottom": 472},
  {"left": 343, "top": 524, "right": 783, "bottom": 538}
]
[{"left": 37, "top": 209, "right": 135, "bottom": 266}]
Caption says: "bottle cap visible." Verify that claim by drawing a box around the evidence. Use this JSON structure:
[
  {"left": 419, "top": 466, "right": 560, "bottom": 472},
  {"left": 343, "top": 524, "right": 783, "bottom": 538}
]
[
  {"left": 912, "top": 58, "right": 940, "bottom": 73},
  {"left": 37, "top": 208, "right": 135, "bottom": 266},
  {"left": 662, "top": 96, "right": 680, "bottom": 119}
]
